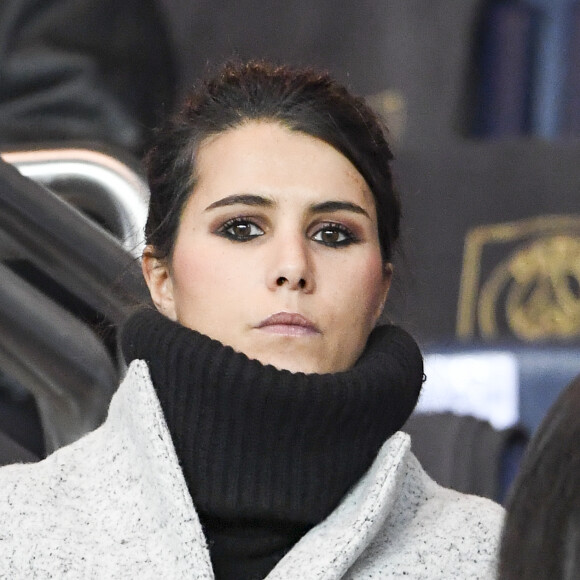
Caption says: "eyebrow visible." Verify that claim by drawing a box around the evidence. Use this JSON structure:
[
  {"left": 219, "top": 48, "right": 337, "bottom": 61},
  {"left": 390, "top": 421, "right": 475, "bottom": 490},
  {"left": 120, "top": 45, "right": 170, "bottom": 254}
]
[
  {"left": 205, "top": 194, "right": 274, "bottom": 211},
  {"left": 205, "top": 194, "right": 370, "bottom": 219},
  {"left": 309, "top": 201, "right": 370, "bottom": 219}
]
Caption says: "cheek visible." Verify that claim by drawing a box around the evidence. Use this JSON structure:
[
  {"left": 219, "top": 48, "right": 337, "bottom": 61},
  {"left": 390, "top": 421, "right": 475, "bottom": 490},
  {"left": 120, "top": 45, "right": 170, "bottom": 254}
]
[
  {"left": 349, "top": 254, "right": 388, "bottom": 312},
  {"left": 170, "top": 244, "right": 252, "bottom": 317},
  {"left": 321, "top": 254, "right": 388, "bottom": 370},
  {"left": 367, "top": 261, "right": 390, "bottom": 307},
  {"left": 323, "top": 253, "right": 388, "bottom": 329},
  {"left": 170, "top": 246, "right": 219, "bottom": 311}
]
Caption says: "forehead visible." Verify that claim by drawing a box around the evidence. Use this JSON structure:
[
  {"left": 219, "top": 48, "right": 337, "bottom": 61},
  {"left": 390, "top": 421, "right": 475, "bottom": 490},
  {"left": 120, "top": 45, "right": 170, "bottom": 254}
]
[{"left": 189, "top": 121, "right": 377, "bottom": 214}]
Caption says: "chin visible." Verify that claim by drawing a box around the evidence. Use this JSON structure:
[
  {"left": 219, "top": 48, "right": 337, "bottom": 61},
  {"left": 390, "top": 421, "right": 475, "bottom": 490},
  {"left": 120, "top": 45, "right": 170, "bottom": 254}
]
[
  {"left": 252, "top": 351, "right": 325, "bottom": 374},
  {"left": 257, "top": 352, "right": 349, "bottom": 375}
]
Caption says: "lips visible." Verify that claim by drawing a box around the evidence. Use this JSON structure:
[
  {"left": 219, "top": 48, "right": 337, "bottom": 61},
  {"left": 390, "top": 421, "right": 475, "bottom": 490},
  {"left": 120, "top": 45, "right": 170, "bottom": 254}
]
[{"left": 256, "top": 312, "right": 320, "bottom": 336}]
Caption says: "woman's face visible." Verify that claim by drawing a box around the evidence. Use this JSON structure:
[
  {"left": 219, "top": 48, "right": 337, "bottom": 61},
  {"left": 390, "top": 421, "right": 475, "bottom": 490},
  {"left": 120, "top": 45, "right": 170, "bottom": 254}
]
[{"left": 143, "top": 121, "right": 391, "bottom": 374}]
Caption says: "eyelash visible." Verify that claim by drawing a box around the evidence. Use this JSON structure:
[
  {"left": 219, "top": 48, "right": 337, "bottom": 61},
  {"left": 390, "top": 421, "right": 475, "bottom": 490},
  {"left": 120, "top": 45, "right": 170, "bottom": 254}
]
[
  {"left": 311, "top": 222, "right": 358, "bottom": 247},
  {"left": 216, "top": 217, "right": 358, "bottom": 247},
  {"left": 217, "top": 217, "right": 264, "bottom": 242}
]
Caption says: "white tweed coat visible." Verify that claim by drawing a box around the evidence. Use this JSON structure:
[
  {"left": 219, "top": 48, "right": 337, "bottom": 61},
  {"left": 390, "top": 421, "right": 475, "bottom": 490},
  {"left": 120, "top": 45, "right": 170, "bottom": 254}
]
[{"left": 0, "top": 360, "right": 504, "bottom": 579}]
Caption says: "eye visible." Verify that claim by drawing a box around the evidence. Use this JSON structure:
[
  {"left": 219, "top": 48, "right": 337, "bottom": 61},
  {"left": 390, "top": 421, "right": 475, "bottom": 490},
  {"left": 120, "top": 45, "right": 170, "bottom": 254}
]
[
  {"left": 311, "top": 223, "right": 357, "bottom": 247},
  {"left": 217, "top": 218, "right": 264, "bottom": 242}
]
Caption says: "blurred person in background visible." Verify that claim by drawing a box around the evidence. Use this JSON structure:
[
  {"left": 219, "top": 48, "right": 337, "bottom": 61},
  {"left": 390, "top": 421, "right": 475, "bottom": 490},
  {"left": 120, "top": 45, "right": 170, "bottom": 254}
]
[
  {"left": 499, "top": 372, "right": 580, "bottom": 580},
  {"left": 0, "top": 0, "right": 176, "bottom": 155}
]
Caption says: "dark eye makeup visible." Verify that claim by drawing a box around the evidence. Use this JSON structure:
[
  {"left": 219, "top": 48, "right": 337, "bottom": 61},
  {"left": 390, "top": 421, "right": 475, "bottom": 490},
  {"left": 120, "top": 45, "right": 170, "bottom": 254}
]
[
  {"left": 311, "top": 223, "right": 357, "bottom": 247},
  {"left": 217, "top": 217, "right": 265, "bottom": 242},
  {"left": 216, "top": 217, "right": 358, "bottom": 247}
]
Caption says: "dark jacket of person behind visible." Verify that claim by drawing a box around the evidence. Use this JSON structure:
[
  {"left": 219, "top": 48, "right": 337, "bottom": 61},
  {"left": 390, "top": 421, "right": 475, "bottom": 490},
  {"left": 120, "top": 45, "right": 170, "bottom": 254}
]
[{"left": 0, "top": 0, "right": 176, "bottom": 154}]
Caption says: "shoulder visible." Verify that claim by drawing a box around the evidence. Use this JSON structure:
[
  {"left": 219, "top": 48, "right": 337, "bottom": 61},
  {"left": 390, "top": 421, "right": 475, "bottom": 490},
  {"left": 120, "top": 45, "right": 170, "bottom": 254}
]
[
  {"left": 353, "top": 442, "right": 503, "bottom": 578},
  {"left": 0, "top": 361, "right": 206, "bottom": 577},
  {"left": 404, "top": 451, "right": 504, "bottom": 535},
  {"left": 0, "top": 415, "right": 120, "bottom": 576},
  {"left": 0, "top": 361, "right": 156, "bottom": 520}
]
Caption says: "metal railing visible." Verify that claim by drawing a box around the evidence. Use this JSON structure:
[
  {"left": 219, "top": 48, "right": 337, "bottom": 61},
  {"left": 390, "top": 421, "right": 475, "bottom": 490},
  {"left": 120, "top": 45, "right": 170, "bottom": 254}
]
[
  {"left": 0, "top": 150, "right": 150, "bottom": 453},
  {"left": 1, "top": 148, "right": 149, "bottom": 257}
]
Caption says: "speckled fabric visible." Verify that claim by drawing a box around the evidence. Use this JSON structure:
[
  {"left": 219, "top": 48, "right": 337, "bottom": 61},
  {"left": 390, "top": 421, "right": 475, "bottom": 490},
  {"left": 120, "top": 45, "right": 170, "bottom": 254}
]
[{"left": 0, "top": 360, "right": 504, "bottom": 578}]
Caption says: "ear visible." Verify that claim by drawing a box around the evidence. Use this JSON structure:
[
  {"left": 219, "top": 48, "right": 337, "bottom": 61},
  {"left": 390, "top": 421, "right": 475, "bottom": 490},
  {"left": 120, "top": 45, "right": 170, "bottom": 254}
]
[
  {"left": 141, "top": 247, "right": 178, "bottom": 321},
  {"left": 373, "top": 262, "right": 393, "bottom": 325}
]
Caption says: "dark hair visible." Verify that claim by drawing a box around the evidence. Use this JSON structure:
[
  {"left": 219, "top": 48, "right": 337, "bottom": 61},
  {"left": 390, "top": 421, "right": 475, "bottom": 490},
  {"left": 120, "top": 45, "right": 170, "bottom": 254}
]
[
  {"left": 498, "top": 373, "right": 580, "bottom": 580},
  {"left": 144, "top": 59, "right": 400, "bottom": 262}
]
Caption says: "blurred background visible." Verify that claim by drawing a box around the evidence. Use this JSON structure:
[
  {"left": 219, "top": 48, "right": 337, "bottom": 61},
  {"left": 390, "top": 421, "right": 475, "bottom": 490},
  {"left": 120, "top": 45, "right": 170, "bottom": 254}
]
[{"left": 0, "top": 0, "right": 578, "bottom": 501}]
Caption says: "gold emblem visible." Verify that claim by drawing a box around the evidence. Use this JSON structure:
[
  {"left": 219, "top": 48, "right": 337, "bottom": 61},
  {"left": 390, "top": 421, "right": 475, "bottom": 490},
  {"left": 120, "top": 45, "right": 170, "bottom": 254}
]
[{"left": 457, "top": 216, "right": 580, "bottom": 341}]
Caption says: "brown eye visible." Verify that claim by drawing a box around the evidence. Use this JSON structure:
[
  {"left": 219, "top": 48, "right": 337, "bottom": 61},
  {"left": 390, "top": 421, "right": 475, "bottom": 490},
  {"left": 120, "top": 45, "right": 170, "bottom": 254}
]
[
  {"left": 320, "top": 229, "right": 340, "bottom": 244},
  {"left": 218, "top": 218, "right": 264, "bottom": 242},
  {"left": 312, "top": 224, "right": 356, "bottom": 247},
  {"left": 231, "top": 223, "right": 253, "bottom": 238}
]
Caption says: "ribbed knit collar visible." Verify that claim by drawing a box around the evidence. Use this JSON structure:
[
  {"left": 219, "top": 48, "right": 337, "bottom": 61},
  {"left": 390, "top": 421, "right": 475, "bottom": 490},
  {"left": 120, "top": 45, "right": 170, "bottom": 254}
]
[
  {"left": 121, "top": 307, "right": 423, "bottom": 577},
  {"left": 122, "top": 306, "right": 423, "bottom": 522}
]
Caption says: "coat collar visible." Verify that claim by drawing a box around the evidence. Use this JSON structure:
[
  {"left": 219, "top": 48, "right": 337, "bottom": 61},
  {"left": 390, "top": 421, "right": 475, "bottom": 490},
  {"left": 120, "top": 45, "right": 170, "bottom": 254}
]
[
  {"left": 269, "top": 431, "right": 410, "bottom": 578},
  {"left": 109, "top": 359, "right": 413, "bottom": 578}
]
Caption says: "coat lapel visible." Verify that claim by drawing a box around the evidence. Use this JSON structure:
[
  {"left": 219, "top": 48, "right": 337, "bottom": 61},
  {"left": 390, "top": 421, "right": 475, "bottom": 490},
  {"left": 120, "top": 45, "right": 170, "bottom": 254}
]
[
  {"left": 108, "top": 360, "right": 216, "bottom": 577},
  {"left": 267, "top": 433, "right": 411, "bottom": 579}
]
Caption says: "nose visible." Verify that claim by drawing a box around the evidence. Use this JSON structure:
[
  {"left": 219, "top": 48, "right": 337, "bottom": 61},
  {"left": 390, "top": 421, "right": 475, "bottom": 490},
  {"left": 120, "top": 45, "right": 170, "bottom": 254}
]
[{"left": 267, "top": 233, "right": 314, "bottom": 293}]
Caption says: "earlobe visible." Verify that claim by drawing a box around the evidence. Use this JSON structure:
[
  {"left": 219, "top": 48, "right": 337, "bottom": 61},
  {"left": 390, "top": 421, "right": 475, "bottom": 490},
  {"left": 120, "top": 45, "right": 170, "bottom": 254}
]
[{"left": 141, "top": 248, "right": 177, "bottom": 321}]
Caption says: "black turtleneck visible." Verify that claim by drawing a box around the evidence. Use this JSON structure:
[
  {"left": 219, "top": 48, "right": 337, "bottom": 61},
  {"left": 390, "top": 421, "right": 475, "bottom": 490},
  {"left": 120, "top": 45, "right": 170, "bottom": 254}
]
[{"left": 121, "top": 307, "right": 423, "bottom": 580}]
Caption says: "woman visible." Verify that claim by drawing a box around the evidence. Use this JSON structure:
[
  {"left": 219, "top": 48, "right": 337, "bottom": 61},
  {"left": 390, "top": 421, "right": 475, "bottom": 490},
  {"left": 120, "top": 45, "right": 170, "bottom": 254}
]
[
  {"left": 0, "top": 61, "right": 503, "bottom": 578},
  {"left": 499, "top": 372, "right": 580, "bottom": 580}
]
